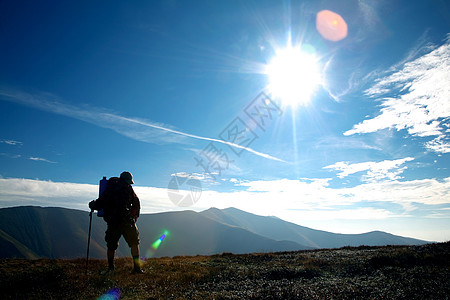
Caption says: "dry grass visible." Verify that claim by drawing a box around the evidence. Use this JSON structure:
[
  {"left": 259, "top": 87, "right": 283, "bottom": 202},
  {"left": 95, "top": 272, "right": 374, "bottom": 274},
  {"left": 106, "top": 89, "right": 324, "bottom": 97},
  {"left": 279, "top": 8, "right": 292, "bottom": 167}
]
[{"left": 0, "top": 242, "right": 449, "bottom": 299}]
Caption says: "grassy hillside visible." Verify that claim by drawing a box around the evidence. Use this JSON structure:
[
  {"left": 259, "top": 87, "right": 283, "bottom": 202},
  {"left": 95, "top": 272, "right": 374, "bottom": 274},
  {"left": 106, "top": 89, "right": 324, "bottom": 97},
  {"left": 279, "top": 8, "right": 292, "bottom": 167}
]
[{"left": 1, "top": 242, "right": 449, "bottom": 299}]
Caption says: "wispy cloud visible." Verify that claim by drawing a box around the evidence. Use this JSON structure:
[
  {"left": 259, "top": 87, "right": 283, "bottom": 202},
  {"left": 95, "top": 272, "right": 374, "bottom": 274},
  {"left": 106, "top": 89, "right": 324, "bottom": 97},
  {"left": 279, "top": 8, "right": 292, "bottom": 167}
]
[
  {"left": 114, "top": 115, "right": 286, "bottom": 162},
  {"left": 324, "top": 157, "right": 414, "bottom": 182},
  {"left": 314, "top": 136, "right": 382, "bottom": 151},
  {"left": 345, "top": 34, "right": 450, "bottom": 153},
  {"left": 0, "top": 88, "right": 284, "bottom": 162},
  {"left": 170, "top": 172, "right": 206, "bottom": 180},
  {"left": 0, "top": 139, "right": 23, "bottom": 146},
  {"left": 0, "top": 152, "right": 56, "bottom": 164},
  {"left": 0, "top": 153, "right": 21, "bottom": 159},
  {"left": 0, "top": 88, "right": 186, "bottom": 145},
  {"left": 28, "top": 156, "right": 57, "bottom": 164},
  {"left": 425, "top": 135, "right": 450, "bottom": 154}
]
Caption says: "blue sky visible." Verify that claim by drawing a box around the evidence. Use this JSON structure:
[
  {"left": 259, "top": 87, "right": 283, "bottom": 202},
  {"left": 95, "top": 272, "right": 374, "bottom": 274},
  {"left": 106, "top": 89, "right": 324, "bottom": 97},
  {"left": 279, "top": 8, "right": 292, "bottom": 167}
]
[{"left": 1, "top": 0, "right": 449, "bottom": 242}]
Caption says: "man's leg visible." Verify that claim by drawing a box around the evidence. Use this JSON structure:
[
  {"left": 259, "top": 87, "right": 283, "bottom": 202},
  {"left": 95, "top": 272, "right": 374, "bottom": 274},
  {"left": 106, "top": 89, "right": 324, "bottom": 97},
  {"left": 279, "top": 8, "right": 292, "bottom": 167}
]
[
  {"left": 105, "top": 224, "right": 121, "bottom": 271},
  {"left": 107, "top": 248, "right": 115, "bottom": 270},
  {"left": 131, "top": 244, "right": 141, "bottom": 269},
  {"left": 124, "top": 223, "right": 143, "bottom": 273}
]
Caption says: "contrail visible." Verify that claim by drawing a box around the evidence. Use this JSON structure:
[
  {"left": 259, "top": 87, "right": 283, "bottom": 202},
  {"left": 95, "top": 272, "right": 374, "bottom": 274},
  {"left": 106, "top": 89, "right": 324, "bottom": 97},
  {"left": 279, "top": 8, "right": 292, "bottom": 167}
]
[
  {"left": 0, "top": 88, "right": 286, "bottom": 162},
  {"left": 108, "top": 114, "right": 287, "bottom": 162}
]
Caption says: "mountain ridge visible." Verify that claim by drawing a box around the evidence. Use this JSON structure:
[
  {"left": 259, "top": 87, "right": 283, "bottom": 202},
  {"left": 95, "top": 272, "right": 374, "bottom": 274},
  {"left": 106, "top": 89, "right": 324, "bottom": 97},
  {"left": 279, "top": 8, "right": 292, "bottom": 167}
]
[
  {"left": 200, "top": 207, "right": 427, "bottom": 248},
  {"left": 0, "top": 206, "right": 428, "bottom": 259}
]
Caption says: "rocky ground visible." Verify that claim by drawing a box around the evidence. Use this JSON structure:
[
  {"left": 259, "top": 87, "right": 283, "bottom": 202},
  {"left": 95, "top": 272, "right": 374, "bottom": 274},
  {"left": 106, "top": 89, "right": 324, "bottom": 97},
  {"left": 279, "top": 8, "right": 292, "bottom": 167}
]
[{"left": 1, "top": 242, "right": 449, "bottom": 299}]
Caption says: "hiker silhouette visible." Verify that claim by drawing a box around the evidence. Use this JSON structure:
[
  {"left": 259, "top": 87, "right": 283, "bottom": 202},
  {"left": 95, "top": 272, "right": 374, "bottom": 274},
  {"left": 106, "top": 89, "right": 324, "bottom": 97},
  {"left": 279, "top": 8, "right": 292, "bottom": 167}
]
[{"left": 89, "top": 171, "right": 144, "bottom": 274}]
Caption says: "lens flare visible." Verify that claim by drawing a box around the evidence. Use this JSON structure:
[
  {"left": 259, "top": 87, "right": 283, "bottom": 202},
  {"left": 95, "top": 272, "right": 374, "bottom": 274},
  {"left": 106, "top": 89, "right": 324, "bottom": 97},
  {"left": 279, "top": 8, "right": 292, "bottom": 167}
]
[
  {"left": 152, "top": 234, "right": 166, "bottom": 249},
  {"left": 97, "top": 288, "right": 121, "bottom": 300},
  {"left": 146, "top": 230, "right": 169, "bottom": 257},
  {"left": 316, "top": 10, "right": 348, "bottom": 42}
]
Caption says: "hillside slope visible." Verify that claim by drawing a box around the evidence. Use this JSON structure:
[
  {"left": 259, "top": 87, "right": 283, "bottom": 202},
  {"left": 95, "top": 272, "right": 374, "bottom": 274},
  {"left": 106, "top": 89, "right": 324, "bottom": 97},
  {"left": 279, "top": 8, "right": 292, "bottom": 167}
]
[
  {"left": 201, "top": 207, "right": 427, "bottom": 248},
  {"left": 0, "top": 206, "right": 307, "bottom": 259},
  {"left": 0, "top": 206, "right": 427, "bottom": 259}
]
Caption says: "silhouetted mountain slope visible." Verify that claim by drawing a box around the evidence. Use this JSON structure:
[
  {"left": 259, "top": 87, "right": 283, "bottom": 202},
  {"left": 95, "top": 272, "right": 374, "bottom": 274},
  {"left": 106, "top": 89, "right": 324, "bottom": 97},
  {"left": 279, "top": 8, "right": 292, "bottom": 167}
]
[
  {"left": 0, "top": 206, "right": 127, "bottom": 259},
  {"left": 200, "top": 207, "right": 428, "bottom": 248},
  {"left": 0, "top": 206, "right": 427, "bottom": 259},
  {"left": 0, "top": 206, "right": 306, "bottom": 259},
  {"left": 0, "top": 227, "right": 39, "bottom": 259},
  {"left": 140, "top": 210, "right": 306, "bottom": 257}
]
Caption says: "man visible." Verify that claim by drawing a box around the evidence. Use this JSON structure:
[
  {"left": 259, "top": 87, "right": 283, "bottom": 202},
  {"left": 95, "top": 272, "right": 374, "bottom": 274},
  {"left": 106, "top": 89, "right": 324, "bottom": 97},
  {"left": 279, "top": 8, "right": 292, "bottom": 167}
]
[{"left": 89, "top": 171, "right": 144, "bottom": 274}]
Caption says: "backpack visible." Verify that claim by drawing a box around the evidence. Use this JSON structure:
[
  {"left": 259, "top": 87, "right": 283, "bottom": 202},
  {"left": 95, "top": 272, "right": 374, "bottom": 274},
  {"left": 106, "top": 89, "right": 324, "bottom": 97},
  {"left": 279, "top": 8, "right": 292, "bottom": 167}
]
[
  {"left": 97, "top": 176, "right": 109, "bottom": 217},
  {"left": 96, "top": 177, "right": 130, "bottom": 222}
]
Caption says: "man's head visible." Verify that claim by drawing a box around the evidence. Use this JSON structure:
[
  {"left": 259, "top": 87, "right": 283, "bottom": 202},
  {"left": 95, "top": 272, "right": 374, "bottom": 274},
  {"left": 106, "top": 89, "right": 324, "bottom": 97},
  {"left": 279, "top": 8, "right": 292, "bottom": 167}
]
[{"left": 120, "top": 171, "right": 134, "bottom": 185}]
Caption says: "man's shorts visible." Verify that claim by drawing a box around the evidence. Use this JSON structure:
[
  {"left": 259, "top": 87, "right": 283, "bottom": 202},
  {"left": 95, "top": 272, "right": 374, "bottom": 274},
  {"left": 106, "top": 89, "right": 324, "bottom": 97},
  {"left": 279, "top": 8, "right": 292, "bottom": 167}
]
[{"left": 105, "top": 222, "right": 140, "bottom": 251}]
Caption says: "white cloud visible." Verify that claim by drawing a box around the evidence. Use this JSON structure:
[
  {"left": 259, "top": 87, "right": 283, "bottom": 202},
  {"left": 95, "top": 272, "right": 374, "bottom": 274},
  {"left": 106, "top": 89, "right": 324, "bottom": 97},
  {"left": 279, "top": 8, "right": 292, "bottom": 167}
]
[
  {"left": 0, "top": 139, "right": 23, "bottom": 146},
  {"left": 0, "top": 153, "right": 57, "bottom": 163},
  {"left": 425, "top": 136, "right": 450, "bottom": 154},
  {"left": 28, "top": 156, "right": 57, "bottom": 164},
  {"left": 0, "top": 177, "right": 449, "bottom": 240},
  {"left": 0, "top": 153, "right": 21, "bottom": 159},
  {"left": 170, "top": 172, "right": 206, "bottom": 180},
  {"left": 324, "top": 157, "right": 414, "bottom": 182},
  {"left": 134, "top": 186, "right": 186, "bottom": 213},
  {"left": 1, "top": 173, "right": 448, "bottom": 218},
  {"left": 1, "top": 136, "right": 55, "bottom": 163},
  {"left": 314, "top": 136, "right": 382, "bottom": 151},
  {"left": 0, "top": 178, "right": 98, "bottom": 211},
  {"left": 199, "top": 176, "right": 450, "bottom": 215},
  {"left": 0, "top": 178, "right": 177, "bottom": 213},
  {"left": 345, "top": 35, "right": 450, "bottom": 153},
  {"left": 285, "top": 207, "right": 395, "bottom": 221}
]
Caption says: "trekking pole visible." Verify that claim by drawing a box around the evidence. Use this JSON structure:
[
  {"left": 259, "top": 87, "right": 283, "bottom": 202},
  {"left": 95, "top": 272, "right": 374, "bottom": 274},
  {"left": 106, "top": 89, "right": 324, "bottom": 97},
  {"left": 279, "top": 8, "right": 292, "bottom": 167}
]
[
  {"left": 85, "top": 177, "right": 107, "bottom": 274},
  {"left": 85, "top": 209, "right": 93, "bottom": 275}
]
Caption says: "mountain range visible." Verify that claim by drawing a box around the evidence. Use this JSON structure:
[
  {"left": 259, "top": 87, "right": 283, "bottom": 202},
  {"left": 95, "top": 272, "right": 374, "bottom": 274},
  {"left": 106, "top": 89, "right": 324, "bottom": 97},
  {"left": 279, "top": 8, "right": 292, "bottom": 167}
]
[{"left": 0, "top": 206, "right": 428, "bottom": 259}]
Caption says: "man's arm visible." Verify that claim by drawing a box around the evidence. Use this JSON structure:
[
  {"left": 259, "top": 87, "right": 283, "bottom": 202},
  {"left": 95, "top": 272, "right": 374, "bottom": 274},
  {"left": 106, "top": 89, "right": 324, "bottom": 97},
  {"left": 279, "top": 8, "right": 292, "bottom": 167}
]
[
  {"left": 89, "top": 188, "right": 110, "bottom": 211},
  {"left": 130, "top": 187, "right": 140, "bottom": 220}
]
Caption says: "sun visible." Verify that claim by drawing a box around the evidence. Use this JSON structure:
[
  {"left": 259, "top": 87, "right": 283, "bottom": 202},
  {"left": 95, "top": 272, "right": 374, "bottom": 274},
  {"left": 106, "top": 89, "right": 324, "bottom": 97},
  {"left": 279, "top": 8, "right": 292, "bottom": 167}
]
[{"left": 265, "top": 46, "right": 321, "bottom": 107}]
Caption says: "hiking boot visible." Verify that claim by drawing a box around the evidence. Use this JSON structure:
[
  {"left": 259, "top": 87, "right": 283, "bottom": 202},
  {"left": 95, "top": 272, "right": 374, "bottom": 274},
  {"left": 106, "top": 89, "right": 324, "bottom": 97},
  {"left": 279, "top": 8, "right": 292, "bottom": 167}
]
[{"left": 131, "top": 267, "right": 145, "bottom": 274}]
